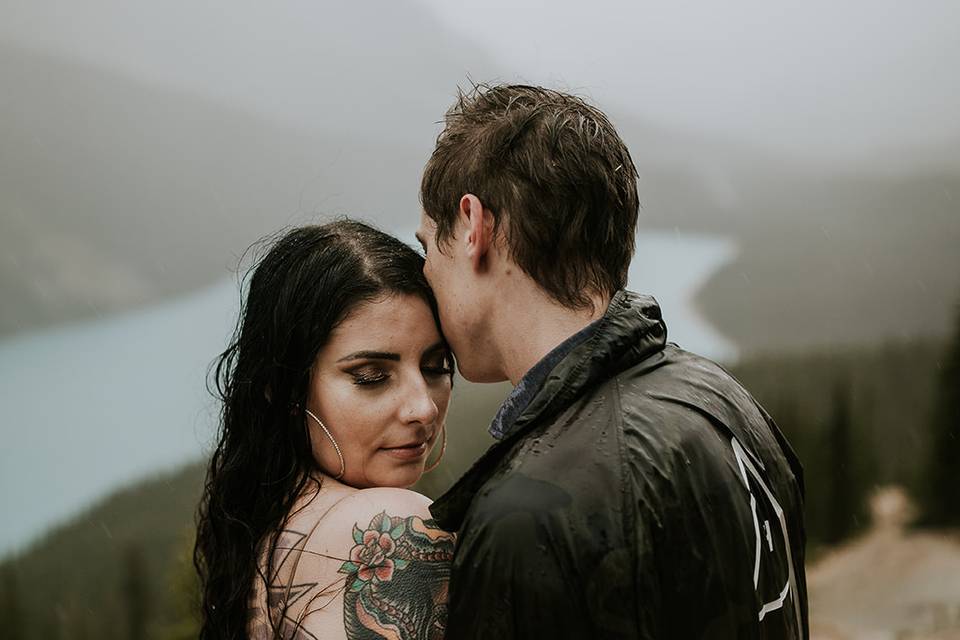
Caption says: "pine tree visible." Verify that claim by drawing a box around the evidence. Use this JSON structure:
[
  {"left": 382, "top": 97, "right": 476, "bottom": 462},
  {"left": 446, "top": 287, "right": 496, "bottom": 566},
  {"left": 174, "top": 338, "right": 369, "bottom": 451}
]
[
  {"left": 923, "top": 301, "right": 960, "bottom": 526},
  {"left": 824, "top": 380, "right": 856, "bottom": 544},
  {"left": 1, "top": 564, "right": 24, "bottom": 640},
  {"left": 122, "top": 544, "right": 149, "bottom": 640},
  {"left": 155, "top": 528, "right": 201, "bottom": 640}
]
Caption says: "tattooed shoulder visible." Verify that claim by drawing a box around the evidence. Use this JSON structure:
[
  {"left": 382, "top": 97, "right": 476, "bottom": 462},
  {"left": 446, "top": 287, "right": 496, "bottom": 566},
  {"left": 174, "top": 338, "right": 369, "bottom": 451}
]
[
  {"left": 338, "top": 511, "right": 455, "bottom": 640},
  {"left": 252, "top": 495, "right": 456, "bottom": 640}
]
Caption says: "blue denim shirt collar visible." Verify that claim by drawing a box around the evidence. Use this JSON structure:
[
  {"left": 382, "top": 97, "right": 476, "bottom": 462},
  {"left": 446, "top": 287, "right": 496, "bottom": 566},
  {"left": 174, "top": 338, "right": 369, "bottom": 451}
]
[{"left": 488, "top": 319, "right": 601, "bottom": 440}]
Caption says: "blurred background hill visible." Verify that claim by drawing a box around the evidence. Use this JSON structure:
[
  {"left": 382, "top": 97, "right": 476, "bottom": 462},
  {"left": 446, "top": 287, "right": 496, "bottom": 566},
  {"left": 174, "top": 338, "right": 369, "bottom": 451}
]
[
  {"left": 1, "top": 1, "right": 958, "bottom": 638},
  {"left": 3, "top": 40, "right": 958, "bottom": 351}
]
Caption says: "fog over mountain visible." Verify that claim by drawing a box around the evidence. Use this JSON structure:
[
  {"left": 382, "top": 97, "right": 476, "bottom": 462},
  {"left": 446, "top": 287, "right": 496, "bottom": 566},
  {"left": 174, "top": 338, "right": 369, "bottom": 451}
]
[
  {"left": 424, "top": 0, "right": 960, "bottom": 167},
  {"left": 1, "top": 0, "right": 958, "bottom": 352}
]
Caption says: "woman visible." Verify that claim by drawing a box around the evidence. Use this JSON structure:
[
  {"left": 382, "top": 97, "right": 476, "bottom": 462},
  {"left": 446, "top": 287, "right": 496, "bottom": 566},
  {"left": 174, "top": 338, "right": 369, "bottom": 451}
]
[{"left": 195, "top": 220, "right": 457, "bottom": 640}]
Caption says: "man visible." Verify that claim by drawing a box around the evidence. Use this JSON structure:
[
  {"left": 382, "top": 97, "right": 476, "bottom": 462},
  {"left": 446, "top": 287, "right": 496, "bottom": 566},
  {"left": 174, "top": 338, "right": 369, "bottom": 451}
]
[{"left": 415, "top": 84, "right": 808, "bottom": 639}]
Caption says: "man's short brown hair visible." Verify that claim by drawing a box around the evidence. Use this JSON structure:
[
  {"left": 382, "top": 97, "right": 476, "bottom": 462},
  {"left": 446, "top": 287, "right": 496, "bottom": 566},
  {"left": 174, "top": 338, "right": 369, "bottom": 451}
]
[{"left": 420, "top": 83, "right": 640, "bottom": 309}]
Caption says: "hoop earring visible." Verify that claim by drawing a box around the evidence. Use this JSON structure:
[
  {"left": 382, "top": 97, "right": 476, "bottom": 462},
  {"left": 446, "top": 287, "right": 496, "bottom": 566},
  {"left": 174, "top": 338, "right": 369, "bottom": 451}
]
[
  {"left": 423, "top": 424, "right": 447, "bottom": 473},
  {"left": 304, "top": 409, "right": 345, "bottom": 480}
]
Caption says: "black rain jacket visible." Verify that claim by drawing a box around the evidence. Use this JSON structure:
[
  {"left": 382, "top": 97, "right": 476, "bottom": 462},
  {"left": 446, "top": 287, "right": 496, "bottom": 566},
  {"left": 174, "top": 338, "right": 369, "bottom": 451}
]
[{"left": 430, "top": 290, "right": 809, "bottom": 639}]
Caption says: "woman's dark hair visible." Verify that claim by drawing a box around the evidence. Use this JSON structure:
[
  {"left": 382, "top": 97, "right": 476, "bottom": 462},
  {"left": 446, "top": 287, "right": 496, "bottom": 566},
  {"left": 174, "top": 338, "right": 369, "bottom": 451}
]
[{"left": 195, "top": 220, "right": 442, "bottom": 640}]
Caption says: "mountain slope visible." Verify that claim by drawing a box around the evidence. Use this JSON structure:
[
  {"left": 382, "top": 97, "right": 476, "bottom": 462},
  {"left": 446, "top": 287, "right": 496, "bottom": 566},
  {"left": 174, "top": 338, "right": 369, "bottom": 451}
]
[{"left": 2, "top": 38, "right": 958, "bottom": 352}]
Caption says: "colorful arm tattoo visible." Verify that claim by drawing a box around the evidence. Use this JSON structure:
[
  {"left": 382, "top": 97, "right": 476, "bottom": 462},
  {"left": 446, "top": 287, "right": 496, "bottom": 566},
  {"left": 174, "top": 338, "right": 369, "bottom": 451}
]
[
  {"left": 338, "top": 512, "right": 455, "bottom": 640},
  {"left": 253, "top": 513, "right": 455, "bottom": 640}
]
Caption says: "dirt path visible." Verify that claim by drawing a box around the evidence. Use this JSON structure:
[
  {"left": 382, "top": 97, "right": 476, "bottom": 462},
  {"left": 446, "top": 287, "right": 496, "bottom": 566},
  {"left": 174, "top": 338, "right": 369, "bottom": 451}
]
[{"left": 808, "top": 487, "right": 960, "bottom": 640}]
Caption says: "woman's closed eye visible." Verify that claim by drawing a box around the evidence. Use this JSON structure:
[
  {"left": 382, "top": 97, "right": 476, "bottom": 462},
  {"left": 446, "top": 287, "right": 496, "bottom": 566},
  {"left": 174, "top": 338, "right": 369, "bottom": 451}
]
[
  {"left": 348, "top": 365, "right": 390, "bottom": 386},
  {"left": 421, "top": 353, "right": 454, "bottom": 378}
]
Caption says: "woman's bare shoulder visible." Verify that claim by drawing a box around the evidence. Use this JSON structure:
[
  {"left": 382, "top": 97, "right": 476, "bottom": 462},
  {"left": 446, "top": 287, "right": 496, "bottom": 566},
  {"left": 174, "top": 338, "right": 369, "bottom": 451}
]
[
  {"left": 283, "top": 486, "right": 438, "bottom": 547},
  {"left": 256, "top": 486, "right": 455, "bottom": 640},
  {"left": 323, "top": 487, "right": 435, "bottom": 524}
]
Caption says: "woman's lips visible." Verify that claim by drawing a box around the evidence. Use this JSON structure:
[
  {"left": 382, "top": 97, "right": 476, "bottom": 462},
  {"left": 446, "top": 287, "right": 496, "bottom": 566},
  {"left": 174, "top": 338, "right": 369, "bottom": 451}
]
[{"left": 381, "top": 442, "right": 428, "bottom": 461}]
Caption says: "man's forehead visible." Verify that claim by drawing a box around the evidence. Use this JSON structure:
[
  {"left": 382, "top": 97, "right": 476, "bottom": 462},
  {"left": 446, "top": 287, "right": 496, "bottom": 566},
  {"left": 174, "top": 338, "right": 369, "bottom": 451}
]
[
  {"left": 418, "top": 210, "right": 436, "bottom": 230},
  {"left": 416, "top": 212, "right": 437, "bottom": 246}
]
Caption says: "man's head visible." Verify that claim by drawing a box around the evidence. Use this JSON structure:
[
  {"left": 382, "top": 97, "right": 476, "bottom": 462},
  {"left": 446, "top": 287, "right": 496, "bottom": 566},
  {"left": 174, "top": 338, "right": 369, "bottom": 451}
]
[{"left": 417, "top": 84, "right": 640, "bottom": 380}]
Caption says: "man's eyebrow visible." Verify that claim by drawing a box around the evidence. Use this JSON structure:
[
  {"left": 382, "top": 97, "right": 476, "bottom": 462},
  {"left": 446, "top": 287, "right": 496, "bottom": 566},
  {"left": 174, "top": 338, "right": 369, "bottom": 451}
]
[{"left": 336, "top": 351, "right": 401, "bottom": 363}]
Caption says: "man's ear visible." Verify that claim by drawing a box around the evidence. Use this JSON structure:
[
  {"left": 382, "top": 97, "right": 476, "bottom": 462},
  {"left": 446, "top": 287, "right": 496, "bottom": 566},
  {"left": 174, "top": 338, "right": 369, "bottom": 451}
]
[{"left": 458, "top": 194, "right": 496, "bottom": 271}]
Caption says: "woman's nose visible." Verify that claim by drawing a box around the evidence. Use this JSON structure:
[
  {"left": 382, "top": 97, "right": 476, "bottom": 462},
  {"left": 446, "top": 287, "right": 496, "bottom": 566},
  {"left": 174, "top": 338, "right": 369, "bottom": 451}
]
[{"left": 401, "top": 377, "right": 440, "bottom": 425}]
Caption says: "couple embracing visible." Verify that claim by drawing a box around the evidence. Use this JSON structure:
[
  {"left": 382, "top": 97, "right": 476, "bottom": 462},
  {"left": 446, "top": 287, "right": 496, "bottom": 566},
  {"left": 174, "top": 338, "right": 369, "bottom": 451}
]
[{"left": 195, "top": 84, "right": 809, "bottom": 640}]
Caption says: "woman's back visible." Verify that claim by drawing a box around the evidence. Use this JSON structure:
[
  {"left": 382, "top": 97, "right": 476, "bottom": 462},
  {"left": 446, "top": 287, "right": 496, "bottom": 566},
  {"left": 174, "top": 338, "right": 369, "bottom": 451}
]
[{"left": 249, "top": 480, "right": 455, "bottom": 640}]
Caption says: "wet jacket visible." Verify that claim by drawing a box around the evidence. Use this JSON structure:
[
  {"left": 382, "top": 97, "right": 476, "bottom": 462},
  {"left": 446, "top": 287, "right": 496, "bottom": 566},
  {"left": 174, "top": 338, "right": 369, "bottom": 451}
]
[{"left": 430, "top": 290, "right": 809, "bottom": 639}]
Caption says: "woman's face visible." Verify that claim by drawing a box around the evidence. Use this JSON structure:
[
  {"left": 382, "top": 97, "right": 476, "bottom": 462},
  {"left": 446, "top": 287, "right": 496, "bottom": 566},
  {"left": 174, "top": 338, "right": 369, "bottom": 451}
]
[{"left": 306, "top": 294, "right": 453, "bottom": 489}]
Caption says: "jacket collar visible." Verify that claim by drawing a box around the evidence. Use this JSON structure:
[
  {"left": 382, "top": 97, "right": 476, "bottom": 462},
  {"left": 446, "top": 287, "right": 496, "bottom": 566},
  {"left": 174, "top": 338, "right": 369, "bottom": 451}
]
[
  {"left": 430, "top": 290, "right": 668, "bottom": 530},
  {"left": 488, "top": 318, "right": 600, "bottom": 440}
]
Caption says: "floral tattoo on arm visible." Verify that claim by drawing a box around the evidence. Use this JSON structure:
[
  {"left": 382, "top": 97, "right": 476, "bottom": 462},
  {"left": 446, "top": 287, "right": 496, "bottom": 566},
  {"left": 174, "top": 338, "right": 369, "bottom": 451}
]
[{"left": 338, "top": 511, "right": 455, "bottom": 640}]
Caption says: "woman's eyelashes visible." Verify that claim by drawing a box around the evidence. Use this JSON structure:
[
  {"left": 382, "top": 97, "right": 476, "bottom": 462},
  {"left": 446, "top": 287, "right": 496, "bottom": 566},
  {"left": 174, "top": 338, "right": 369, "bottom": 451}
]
[
  {"left": 348, "top": 365, "right": 390, "bottom": 386},
  {"left": 345, "top": 352, "right": 452, "bottom": 387},
  {"left": 421, "top": 352, "right": 454, "bottom": 377}
]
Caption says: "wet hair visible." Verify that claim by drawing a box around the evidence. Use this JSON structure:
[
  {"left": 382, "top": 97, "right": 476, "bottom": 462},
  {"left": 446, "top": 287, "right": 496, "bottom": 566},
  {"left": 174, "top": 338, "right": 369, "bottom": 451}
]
[
  {"left": 194, "top": 220, "right": 444, "bottom": 640},
  {"left": 420, "top": 83, "right": 640, "bottom": 309},
  {"left": 420, "top": 84, "right": 639, "bottom": 309}
]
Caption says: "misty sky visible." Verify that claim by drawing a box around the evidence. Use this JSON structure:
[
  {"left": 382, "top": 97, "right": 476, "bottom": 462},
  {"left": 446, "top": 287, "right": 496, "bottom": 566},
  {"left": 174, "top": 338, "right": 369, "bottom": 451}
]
[
  {"left": 424, "top": 0, "right": 960, "bottom": 163},
  {"left": 1, "top": 0, "right": 958, "bottom": 166}
]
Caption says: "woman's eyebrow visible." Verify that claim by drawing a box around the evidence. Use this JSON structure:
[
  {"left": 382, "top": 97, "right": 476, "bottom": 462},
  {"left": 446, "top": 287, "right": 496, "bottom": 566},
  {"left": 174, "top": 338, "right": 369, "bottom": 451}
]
[{"left": 336, "top": 350, "right": 401, "bottom": 363}]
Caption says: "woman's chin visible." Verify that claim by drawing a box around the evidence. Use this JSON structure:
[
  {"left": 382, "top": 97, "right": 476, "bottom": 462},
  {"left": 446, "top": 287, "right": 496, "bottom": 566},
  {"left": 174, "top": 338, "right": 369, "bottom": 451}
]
[{"left": 373, "top": 465, "right": 425, "bottom": 489}]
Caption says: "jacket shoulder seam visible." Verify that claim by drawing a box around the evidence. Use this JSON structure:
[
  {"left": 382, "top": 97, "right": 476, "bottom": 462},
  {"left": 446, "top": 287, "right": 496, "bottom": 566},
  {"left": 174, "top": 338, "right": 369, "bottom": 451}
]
[{"left": 611, "top": 374, "right": 643, "bottom": 631}]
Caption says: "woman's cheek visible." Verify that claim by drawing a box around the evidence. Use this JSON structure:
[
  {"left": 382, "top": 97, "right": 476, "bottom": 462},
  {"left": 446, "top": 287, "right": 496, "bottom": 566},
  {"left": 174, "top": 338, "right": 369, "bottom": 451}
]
[
  {"left": 345, "top": 391, "right": 391, "bottom": 445},
  {"left": 432, "top": 382, "right": 453, "bottom": 416}
]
